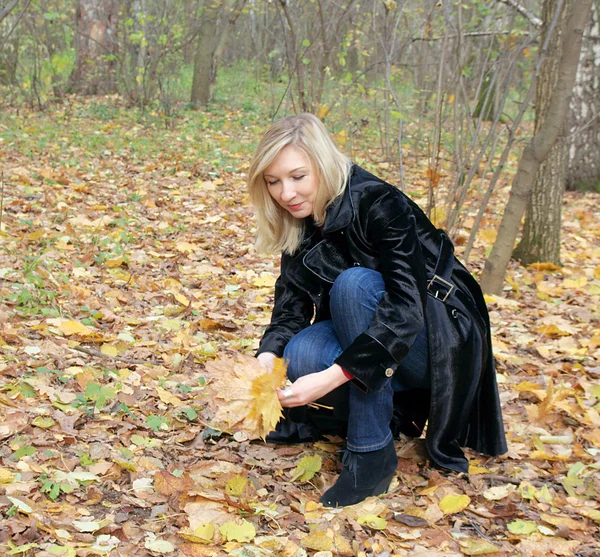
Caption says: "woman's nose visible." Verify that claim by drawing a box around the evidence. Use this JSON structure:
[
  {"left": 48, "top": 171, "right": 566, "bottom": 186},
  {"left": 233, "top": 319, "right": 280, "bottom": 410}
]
[{"left": 280, "top": 182, "right": 296, "bottom": 202}]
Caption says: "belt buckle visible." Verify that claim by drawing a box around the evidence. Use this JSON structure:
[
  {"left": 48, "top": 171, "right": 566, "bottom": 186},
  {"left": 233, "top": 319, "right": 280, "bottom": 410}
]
[{"left": 428, "top": 275, "right": 454, "bottom": 302}]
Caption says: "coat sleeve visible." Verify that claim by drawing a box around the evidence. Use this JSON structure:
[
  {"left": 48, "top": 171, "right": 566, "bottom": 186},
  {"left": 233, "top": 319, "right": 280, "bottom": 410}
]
[
  {"left": 335, "top": 185, "right": 428, "bottom": 392},
  {"left": 256, "top": 252, "right": 315, "bottom": 357}
]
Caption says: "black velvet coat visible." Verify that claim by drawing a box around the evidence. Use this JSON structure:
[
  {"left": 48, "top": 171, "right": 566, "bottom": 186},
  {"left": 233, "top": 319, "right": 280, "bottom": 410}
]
[{"left": 257, "top": 164, "right": 507, "bottom": 472}]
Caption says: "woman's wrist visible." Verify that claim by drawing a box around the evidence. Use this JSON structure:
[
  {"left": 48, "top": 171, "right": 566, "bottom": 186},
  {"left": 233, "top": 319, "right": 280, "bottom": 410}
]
[{"left": 324, "top": 363, "right": 351, "bottom": 388}]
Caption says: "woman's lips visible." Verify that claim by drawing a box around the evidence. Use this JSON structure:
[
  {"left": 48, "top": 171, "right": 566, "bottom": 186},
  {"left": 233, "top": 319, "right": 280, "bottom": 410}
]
[{"left": 288, "top": 202, "right": 304, "bottom": 211}]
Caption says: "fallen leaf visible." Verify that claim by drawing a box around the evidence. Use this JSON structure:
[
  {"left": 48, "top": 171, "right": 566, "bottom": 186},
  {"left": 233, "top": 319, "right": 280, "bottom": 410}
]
[
  {"left": 483, "top": 484, "right": 516, "bottom": 501},
  {"left": 219, "top": 519, "right": 256, "bottom": 542},
  {"left": 225, "top": 475, "right": 247, "bottom": 496},
  {"left": 439, "top": 494, "right": 471, "bottom": 515},
  {"left": 204, "top": 353, "right": 285, "bottom": 439},
  {"left": 459, "top": 538, "right": 502, "bottom": 555},
  {"left": 290, "top": 454, "right": 322, "bottom": 482},
  {"left": 507, "top": 520, "right": 537, "bottom": 535},
  {"left": 357, "top": 514, "right": 388, "bottom": 530}
]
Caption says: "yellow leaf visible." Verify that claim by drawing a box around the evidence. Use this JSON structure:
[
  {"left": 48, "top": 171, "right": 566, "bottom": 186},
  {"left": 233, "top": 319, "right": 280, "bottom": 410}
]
[
  {"left": 316, "top": 105, "right": 330, "bottom": 119},
  {"left": 534, "top": 324, "right": 572, "bottom": 337},
  {"left": 179, "top": 523, "right": 215, "bottom": 544},
  {"left": 219, "top": 519, "right": 256, "bottom": 542},
  {"left": 47, "top": 544, "right": 77, "bottom": 557},
  {"left": 439, "top": 494, "right": 471, "bottom": 515},
  {"left": 577, "top": 508, "right": 600, "bottom": 523},
  {"left": 104, "top": 256, "right": 125, "bottom": 268},
  {"left": 31, "top": 416, "right": 56, "bottom": 429},
  {"left": 0, "top": 468, "right": 15, "bottom": 484},
  {"left": 595, "top": 266, "right": 600, "bottom": 280},
  {"left": 225, "top": 475, "right": 248, "bottom": 497},
  {"left": 540, "top": 513, "right": 586, "bottom": 531},
  {"left": 357, "top": 514, "right": 388, "bottom": 530},
  {"left": 447, "top": 93, "right": 455, "bottom": 104},
  {"left": 290, "top": 454, "right": 322, "bottom": 482},
  {"left": 205, "top": 354, "right": 285, "bottom": 439},
  {"left": 26, "top": 229, "right": 45, "bottom": 241},
  {"left": 174, "top": 292, "right": 190, "bottom": 306},
  {"left": 175, "top": 241, "right": 196, "bottom": 254},
  {"left": 479, "top": 228, "right": 497, "bottom": 245},
  {"left": 563, "top": 277, "right": 587, "bottom": 289},
  {"left": 300, "top": 531, "right": 333, "bottom": 552},
  {"left": 253, "top": 273, "right": 277, "bottom": 288},
  {"left": 459, "top": 538, "right": 501, "bottom": 555},
  {"left": 335, "top": 129, "right": 348, "bottom": 146},
  {"left": 468, "top": 464, "right": 490, "bottom": 474},
  {"left": 155, "top": 386, "right": 184, "bottom": 407},
  {"left": 58, "top": 320, "right": 93, "bottom": 337},
  {"left": 100, "top": 344, "right": 119, "bottom": 357}
]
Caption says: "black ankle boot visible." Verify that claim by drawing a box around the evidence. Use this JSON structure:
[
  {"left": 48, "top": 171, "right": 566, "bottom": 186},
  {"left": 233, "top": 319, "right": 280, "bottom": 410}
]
[{"left": 319, "top": 439, "right": 398, "bottom": 507}]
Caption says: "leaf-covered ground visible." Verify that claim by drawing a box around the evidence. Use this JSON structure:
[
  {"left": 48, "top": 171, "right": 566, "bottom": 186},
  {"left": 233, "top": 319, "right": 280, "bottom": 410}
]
[{"left": 1, "top": 99, "right": 599, "bottom": 557}]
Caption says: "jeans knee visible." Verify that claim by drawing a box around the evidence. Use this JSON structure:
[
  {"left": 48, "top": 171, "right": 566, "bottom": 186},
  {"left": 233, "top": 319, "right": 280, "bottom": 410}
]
[
  {"left": 283, "top": 342, "right": 302, "bottom": 382},
  {"left": 330, "top": 267, "right": 384, "bottom": 310}
]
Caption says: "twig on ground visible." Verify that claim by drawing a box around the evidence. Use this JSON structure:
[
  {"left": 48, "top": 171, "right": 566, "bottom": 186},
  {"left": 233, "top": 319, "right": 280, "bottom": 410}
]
[
  {"left": 475, "top": 473, "right": 566, "bottom": 492},
  {"left": 69, "top": 344, "right": 163, "bottom": 366}
]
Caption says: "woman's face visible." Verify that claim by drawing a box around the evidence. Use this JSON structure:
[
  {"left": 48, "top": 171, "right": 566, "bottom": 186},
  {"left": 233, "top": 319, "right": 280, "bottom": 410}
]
[{"left": 263, "top": 145, "right": 319, "bottom": 219}]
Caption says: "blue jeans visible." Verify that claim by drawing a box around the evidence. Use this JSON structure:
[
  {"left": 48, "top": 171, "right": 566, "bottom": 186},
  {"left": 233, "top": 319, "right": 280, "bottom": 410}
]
[{"left": 283, "top": 267, "right": 430, "bottom": 452}]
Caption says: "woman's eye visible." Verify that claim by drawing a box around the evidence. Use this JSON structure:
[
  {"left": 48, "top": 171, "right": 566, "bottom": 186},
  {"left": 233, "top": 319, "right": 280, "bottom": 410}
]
[
  {"left": 267, "top": 180, "right": 278, "bottom": 186},
  {"left": 293, "top": 175, "right": 306, "bottom": 181}
]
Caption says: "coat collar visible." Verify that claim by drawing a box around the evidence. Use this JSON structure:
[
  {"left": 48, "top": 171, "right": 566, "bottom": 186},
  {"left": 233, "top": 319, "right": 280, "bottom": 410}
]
[{"left": 320, "top": 165, "right": 357, "bottom": 234}]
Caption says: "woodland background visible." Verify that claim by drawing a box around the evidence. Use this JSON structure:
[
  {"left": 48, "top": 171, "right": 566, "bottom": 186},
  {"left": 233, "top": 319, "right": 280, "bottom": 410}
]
[{"left": 0, "top": 0, "right": 599, "bottom": 556}]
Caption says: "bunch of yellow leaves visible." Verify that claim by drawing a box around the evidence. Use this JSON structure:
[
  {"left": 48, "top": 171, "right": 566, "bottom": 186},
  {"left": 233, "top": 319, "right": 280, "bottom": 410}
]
[{"left": 204, "top": 354, "right": 287, "bottom": 439}]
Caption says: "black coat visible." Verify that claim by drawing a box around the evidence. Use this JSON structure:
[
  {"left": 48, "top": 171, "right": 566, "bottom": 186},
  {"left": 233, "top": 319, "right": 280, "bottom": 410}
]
[{"left": 257, "top": 164, "right": 507, "bottom": 472}]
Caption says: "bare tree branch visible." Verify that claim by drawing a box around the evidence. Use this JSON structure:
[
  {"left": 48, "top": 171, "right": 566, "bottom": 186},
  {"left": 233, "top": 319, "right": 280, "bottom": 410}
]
[
  {"left": 496, "top": 0, "right": 542, "bottom": 27},
  {"left": 0, "top": 0, "right": 20, "bottom": 24},
  {"left": 412, "top": 30, "right": 526, "bottom": 41}
]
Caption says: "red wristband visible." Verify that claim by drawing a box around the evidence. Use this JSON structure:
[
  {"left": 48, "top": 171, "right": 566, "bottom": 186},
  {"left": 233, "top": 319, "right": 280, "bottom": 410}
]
[{"left": 341, "top": 368, "right": 353, "bottom": 380}]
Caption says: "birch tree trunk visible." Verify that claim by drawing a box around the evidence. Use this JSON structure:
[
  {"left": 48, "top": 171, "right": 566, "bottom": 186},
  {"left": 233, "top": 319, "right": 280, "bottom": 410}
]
[
  {"left": 480, "top": 0, "right": 593, "bottom": 295},
  {"left": 69, "top": 0, "right": 119, "bottom": 95},
  {"left": 566, "top": 2, "right": 600, "bottom": 191},
  {"left": 512, "top": 0, "right": 570, "bottom": 266}
]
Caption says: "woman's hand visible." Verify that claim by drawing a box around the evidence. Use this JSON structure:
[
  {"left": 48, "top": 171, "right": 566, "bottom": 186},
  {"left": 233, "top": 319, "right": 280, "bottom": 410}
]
[
  {"left": 278, "top": 364, "right": 350, "bottom": 407},
  {"left": 257, "top": 351, "right": 277, "bottom": 372}
]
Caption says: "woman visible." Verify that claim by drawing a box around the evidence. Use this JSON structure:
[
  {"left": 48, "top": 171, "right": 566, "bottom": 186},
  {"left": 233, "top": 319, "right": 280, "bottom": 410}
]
[{"left": 247, "top": 113, "right": 506, "bottom": 508}]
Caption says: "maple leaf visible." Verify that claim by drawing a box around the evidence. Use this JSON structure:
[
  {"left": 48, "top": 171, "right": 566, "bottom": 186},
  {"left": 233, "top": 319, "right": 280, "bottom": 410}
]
[{"left": 204, "top": 354, "right": 286, "bottom": 439}]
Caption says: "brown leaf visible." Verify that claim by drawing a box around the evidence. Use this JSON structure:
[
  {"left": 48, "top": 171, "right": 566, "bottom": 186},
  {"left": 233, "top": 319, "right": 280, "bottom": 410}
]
[{"left": 154, "top": 471, "right": 194, "bottom": 496}]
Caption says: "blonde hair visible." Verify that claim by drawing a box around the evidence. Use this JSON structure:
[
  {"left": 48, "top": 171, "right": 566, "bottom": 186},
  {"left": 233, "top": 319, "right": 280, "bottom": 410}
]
[{"left": 247, "top": 113, "right": 351, "bottom": 254}]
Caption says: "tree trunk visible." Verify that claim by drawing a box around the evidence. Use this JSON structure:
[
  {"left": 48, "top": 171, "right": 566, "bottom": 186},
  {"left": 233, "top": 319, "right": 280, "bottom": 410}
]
[
  {"left": 566, "top": 2, "right": 600, "bottom": 191},
  {"left": 0, "top": 16, "right": 19, "bottom": 84},
  {"left": 190, "top": 2, "right": 220, "bottom": 108},
  {"left": 480, "top": 0, "right": 593, "bottom": 295},
  {"left": 512, "top": 0, "right": 570, "bottom": 266},
  {"left": 69, "top": 0, "right": 119, "bottom": 95}
]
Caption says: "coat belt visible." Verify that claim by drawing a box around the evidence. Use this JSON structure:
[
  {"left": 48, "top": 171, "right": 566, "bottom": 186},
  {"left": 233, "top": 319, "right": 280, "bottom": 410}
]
[{"left": 427, "top": 232, "right": 455, "bottom": 302}]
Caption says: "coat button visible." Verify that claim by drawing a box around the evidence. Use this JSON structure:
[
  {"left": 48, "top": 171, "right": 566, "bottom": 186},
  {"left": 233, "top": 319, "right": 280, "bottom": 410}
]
[
  {"left": 385, "top": 368, "right": 394, "bottom": 377},
  {"left": 353, "top": 261, "right": 361, "bottom": 266}
]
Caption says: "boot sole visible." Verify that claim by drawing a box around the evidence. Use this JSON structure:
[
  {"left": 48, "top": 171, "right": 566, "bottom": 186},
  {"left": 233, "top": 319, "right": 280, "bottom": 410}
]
[{"left": 320, "top": 471, "right": 396, "bottom": 508}]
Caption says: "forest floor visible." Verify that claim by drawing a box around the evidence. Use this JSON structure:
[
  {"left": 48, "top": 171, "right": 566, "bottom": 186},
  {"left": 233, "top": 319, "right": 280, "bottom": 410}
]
[{"left": 0, "top": 98, "right": 599, "bottom": 557}]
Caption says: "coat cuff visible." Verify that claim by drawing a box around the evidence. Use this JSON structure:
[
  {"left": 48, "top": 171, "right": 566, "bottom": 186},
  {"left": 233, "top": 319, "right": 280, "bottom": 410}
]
[
  {"left": 335, "top": 333, "right": 408, "bottom": 393},
  {"left": 256, "top": 333, "right": 289, "bottom": 358}
]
